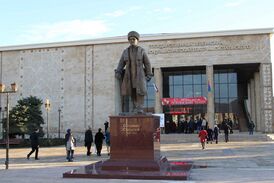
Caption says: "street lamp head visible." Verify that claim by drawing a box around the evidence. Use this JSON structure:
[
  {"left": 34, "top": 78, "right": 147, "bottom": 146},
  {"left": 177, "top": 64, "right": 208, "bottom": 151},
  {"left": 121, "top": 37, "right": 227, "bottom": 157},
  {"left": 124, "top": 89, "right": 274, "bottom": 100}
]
[
  {"left": 11, "top": 83, "right": 17, "bottom": 92},
  {"left": 0, "top": 84, "right": 6, "bottom": 92},
  {"left": 0, "top": 83, "right": 18, "bottom": 93},
  {"left": 45, "top": 99, "right": 51, "bottom": 110}
]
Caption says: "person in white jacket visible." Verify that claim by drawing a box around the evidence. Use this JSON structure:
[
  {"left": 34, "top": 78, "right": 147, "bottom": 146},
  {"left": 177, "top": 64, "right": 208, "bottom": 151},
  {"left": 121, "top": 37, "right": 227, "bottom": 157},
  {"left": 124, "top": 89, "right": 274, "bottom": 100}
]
[{"left": 65, "top": 129, "right": 76, "bottom": 162}]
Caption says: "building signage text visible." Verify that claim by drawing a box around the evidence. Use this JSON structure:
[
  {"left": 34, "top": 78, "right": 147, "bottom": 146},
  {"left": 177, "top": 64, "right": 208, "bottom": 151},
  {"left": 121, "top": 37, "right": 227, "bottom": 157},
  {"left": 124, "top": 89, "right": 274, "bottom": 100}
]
[{"left": 148, "top": 41, "right": 251, "bottom": 55}]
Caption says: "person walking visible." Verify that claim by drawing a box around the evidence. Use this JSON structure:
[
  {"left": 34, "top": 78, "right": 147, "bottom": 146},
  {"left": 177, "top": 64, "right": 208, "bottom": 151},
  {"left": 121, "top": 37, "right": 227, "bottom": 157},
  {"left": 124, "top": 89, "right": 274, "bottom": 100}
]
[
  {"left": 105, "top": 128, "right": 110, "bottom": 156},
  {"left": 95, "top": 128, "right": 105, "bottom": 156},
  {"left": 248, "top": 121, "right": 255, "bottom": 135},
  {"left": 206, "top": 128, "right": 213, "bottom": 144},
  {"left": 201, "top": 117, "right": 207, "bottom": 130},
  {"left": 104, "top": 121, "right": 109, "bottom": 132},
  {"left": 213, "top": 125, "right": 220, "bottom": 144},
  {"left": 84, "top": 126, "right": 93, "bottom": 156},
  {"left": 224, "top": 123, "right": 231, "bottom": 142},
  {"left": 65, "top": 129, "right": 76, "bottom": 162},
  {"left": 198, "top": 128, "right": 208, "bottom": 150},
  {"left": 27, "top": 129, "right": 40, "bottom": 160}
]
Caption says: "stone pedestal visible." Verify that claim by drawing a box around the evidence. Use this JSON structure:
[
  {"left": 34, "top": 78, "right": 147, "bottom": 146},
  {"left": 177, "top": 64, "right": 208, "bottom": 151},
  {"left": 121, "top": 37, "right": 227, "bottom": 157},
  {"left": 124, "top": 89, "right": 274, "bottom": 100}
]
[
  {"left": 63, "top": 115, "right": 192, "bottom": 180},
  {"left": 101, "top": 115, "right": 164, "bottom": 171}
]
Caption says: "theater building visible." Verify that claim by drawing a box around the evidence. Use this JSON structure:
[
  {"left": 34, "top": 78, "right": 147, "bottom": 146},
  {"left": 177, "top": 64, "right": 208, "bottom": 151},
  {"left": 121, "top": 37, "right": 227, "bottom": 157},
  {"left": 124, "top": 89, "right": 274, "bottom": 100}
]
[{"left": 0, "top": 28, "right": 273, "bottom": 137}]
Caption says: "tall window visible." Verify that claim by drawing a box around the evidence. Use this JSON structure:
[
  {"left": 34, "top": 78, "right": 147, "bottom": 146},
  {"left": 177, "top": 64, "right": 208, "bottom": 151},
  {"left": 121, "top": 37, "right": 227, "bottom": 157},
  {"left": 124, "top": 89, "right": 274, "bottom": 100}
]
[
  {"left": 214, "top": 69, "right": 238, "bottom": 127},
  {"left": 164, "top": 70, "right": 207, "bottom": 98},
  {"left": 144, "top": 77, "right": 155, "bottom": 113},
  {"left": 162, "top": 69, "right": 207, "bottom": 116}
]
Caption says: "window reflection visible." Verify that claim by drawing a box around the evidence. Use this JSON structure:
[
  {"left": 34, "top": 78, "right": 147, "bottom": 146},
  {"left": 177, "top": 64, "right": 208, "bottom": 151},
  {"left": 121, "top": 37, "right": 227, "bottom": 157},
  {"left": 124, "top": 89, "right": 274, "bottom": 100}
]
[
  {"left": 228, "top": 73, "right": 237, "bottom": 83},
  {"left": 220, "top": 84, "right": 228, "bottom": 97},
  {"left": 183, "top": 85, "right": 193, "bottom": 98},
  {"left": 229, "top": 84, "right": 237, "bottom": 97},
  {"left": 219, "top": 72, "right": 228, "bottom": 83},
  {"left": 183, "top": 72, "right": 192, "bottom": 84},
  {"left": 193, "top": 71, "right": 202, "bottom": 84},
  {"left": 194, "top": 85, "right": 202, "bottom": 97},
  {"left": 174, "top": 85, "right": 182, "bottom": 97},
  {"left": 174, "top": 74, "right": 182, "bottom": 85},
  {"left": 201, "top": 74, "right": 206, "bottom": 83},
  {"left": 214, "top": 84, "right": 219, "bottom": 98}
]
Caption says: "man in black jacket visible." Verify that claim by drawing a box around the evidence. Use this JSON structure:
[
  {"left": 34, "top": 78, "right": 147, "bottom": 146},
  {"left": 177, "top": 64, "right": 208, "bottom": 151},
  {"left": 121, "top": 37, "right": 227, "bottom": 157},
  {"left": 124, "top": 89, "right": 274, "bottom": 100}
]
[
  {"left": 84, "top": 126, "right": 93, "bottom": 156},
  {"left": 27, "top": 129, "right": 40, "bottom": 160},
  {"left": 95, "top": 128, "right": 105, "bottom": 156}
]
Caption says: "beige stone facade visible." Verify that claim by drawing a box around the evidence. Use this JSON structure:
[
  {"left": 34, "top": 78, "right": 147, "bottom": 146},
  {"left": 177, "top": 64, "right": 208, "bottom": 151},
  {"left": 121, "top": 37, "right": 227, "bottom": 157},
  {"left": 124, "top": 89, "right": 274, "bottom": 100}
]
[{"left": 0, "top": 28, "right": 273, "bottom": 138}]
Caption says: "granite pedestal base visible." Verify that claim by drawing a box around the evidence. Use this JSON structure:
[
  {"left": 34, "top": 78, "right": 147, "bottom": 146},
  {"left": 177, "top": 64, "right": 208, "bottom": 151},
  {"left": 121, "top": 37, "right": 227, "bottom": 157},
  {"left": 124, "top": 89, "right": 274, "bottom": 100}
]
[
  {"left": 63, "top": 115, "right": 192, "bottom": 180},
  {"left": 63, "top": 160, "right": 192, "bottom": 180}
]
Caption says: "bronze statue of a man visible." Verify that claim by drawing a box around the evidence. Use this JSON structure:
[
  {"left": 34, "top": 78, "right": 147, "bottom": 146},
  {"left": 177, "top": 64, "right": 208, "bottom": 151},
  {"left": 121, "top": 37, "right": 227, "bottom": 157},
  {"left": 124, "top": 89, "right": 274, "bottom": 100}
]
[{"left": 115, "top": 31, "right": 153, "bottom": 114}]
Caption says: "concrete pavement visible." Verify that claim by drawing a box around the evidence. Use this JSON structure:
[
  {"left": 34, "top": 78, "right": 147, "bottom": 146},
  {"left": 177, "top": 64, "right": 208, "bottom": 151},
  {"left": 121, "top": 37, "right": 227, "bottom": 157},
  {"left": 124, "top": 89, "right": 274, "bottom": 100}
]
[{"left": 1, "top": 135, "right": 274, "bottom": 182}]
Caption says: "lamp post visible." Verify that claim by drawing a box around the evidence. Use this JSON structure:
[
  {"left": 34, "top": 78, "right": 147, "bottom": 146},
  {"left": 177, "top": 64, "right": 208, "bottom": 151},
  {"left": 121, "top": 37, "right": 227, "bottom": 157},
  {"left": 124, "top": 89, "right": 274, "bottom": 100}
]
[
  {"left": 58, "top": 108, "right": 61, "bottom": 138},
  {"left": 0, "top": 107, "right": 2, "bottom": 140},
  {"left": 0, "top": 107, "right": 6, "bottom": 140},
  {"left": 44, "top": 99, "right": 51, "bottom": 139},
  {"left": 0, "top": 82, "right": 17, "bottom": 170}
]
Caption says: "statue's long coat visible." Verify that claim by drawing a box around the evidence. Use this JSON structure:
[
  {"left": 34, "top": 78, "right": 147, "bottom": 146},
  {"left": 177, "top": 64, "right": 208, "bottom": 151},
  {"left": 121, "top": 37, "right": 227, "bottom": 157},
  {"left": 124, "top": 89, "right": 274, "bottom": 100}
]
[{"left": 116, "top": 46, "right": 152, "bottom": 96}]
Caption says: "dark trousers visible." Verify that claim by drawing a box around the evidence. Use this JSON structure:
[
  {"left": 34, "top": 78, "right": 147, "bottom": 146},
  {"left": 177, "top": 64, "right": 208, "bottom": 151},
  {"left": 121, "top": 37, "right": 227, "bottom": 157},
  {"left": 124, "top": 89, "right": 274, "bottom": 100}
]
[
  {"left": 66, "top": 149, "right": 74, "bottom": 161},
  {"left": 214, "top": 135, "right": 219, "bottom": 144},
  {"left": 27, "top": 146, "right": 39, "bottom": 159},
  {"left": 96, "top": 144, "right": 102, "bottom": 156},
  {"left": 86, "top": 144, "right": 92, "bottom": 156},
  {"left": 225, "top": 133, "right": 229, "bottom": 142}
]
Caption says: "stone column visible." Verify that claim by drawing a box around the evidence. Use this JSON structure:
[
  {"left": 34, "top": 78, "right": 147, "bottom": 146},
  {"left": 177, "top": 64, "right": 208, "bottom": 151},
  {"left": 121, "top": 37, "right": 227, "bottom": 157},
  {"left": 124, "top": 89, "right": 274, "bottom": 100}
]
[
  {"left": 260, "top": 63, "right": 273, "bottom": 133},
  {"left": 254, "top": 72, "right": 261, "bottom": 131},
  {"left": 154, "top": 68, "right": 163, "bottom": 113},
  {"left": 250, "top": 78, "right": 256, "bottom": 123},
  {"left": 206, "top": 65, "right": 214, "bottom": 129},
  {"left": 85, "top": 46, "right": 93, "bottom": 129}
]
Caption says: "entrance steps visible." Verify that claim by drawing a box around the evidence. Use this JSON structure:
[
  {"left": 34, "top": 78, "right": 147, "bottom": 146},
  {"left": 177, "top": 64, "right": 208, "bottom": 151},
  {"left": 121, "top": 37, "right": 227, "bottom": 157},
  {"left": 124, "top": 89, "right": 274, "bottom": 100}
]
[{"left": 160, "top": 132, "right": 274, "bottom": 143}]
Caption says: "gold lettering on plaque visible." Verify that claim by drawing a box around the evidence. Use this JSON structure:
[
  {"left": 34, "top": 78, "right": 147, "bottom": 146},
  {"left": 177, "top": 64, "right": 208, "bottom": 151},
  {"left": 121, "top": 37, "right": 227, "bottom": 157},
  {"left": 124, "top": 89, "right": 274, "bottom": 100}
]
[{"left": 120, "top": 119, "right": 141, "bottom": 136}]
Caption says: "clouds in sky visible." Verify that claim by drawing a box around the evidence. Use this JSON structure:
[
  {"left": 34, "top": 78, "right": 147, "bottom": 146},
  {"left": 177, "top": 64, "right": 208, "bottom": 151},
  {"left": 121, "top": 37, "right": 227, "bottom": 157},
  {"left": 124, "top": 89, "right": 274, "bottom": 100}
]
[
  {"left": 105, "top": 6, "right": 142, "bottom": 17},
  {"left": 105, "top": 10, "right": 126, "bottom": 17},
  {"left": 16, "top": 6, "right": 146, "bottom": 44},
  {"left": 153, "top": 7, "right": 174, "bottom": 13},
  {"left": 224, "top": 0, "right": 246, "bottom": 7},
  {"left": 17, "top": 20, "right": 108, "bottom": 44}
]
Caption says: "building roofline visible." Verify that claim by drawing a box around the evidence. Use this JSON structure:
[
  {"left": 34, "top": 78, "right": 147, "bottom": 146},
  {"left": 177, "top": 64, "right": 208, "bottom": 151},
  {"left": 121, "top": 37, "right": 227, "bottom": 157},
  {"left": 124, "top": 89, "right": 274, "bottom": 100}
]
[{"left": 0, "top": 28, "right": 273, "bottom": 51}]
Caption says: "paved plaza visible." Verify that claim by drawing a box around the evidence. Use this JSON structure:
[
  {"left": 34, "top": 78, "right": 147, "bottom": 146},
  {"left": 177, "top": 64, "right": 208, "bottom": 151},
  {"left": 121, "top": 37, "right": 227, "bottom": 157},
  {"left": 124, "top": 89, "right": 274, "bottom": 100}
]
[{"left": 1, "top": 134, "right": 274, "bottom": 183}]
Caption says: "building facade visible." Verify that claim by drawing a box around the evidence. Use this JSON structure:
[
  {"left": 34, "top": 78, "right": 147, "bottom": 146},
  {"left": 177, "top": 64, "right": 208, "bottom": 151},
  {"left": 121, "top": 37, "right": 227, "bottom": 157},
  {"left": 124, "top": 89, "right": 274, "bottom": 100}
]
[{"left": 0, "top": 28, "right": 273, "bottom": 138}]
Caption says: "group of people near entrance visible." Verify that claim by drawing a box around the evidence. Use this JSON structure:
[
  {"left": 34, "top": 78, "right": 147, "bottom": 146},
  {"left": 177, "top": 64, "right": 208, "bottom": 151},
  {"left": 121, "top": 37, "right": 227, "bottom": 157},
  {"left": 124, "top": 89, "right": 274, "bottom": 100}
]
[
  {"left": 198, "top": 125, "right": 220, "bottom": 150},
  {"left": 26, "top": 121, "right": 110, "bottom": 162},
  {"left": 198, "top": 120, "right": 240, "bottom": 150},
  {"left": 166, "top": 117, "right": 211, "bottom": 134}
]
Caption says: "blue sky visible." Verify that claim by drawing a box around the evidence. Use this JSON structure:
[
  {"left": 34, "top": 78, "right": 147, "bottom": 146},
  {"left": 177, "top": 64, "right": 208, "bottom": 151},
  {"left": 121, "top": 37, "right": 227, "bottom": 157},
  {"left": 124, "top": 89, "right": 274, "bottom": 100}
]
[{"left": 0, "top": 0, "right": 273, "bottom": 46}]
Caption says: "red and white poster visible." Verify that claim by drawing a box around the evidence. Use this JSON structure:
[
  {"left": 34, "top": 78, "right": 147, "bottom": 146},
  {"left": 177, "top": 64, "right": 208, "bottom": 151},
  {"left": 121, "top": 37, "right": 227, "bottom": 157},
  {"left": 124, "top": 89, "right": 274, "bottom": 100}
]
[{"left": 161, "top": 97, "right": 207, "bottom": 106}]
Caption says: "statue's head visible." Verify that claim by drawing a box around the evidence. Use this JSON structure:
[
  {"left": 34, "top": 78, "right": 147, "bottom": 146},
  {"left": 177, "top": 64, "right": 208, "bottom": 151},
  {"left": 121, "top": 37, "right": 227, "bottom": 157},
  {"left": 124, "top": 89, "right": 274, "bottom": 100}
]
[{"left": 128, "top": 31, "right": 139, "bottom": 46}]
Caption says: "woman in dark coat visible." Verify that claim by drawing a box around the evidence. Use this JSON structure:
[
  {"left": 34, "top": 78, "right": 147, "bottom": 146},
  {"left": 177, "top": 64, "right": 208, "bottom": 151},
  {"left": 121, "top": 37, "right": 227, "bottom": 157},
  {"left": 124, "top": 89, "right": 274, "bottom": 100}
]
[{"left": 95, "top": 128, "right": 105, "bottom": 156}]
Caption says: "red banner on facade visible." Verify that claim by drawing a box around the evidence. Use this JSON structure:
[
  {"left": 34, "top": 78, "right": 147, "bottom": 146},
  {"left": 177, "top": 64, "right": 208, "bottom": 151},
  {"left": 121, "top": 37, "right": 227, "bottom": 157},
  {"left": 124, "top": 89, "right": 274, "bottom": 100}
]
[{"left": 161, "top": 97, "right": 207, "bottom": 106}]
